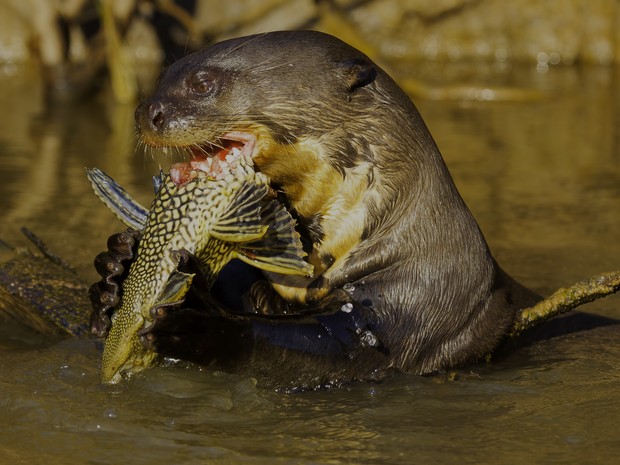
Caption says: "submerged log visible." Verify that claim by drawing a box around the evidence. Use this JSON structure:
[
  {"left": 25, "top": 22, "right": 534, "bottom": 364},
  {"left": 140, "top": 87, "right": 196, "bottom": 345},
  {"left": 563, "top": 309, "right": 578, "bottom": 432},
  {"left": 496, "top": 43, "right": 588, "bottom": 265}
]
[{"left": 0, "top": 233, "right": 91, "bottom": 338}]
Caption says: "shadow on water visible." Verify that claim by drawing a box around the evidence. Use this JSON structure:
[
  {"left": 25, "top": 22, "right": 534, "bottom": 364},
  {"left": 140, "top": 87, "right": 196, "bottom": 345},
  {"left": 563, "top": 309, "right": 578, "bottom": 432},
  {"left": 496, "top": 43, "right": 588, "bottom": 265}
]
[{"left": 0, "top": 63, "right": 619, "bottom": 464}]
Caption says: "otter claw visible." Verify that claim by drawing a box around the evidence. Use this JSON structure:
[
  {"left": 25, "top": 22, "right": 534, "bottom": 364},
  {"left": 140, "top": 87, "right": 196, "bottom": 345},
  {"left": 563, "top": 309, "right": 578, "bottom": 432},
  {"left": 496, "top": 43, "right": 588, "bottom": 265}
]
[
  {"left": 92, "top": 286, "right": 120, "bottom": 308},
  {"left": 90, "top": 313, "right": 111, "bottom": 338},
  {"left": 150, "top": 306, "right": 168, "bottom": 319},
  {"left": 94, "top": 252, "right": 125, "bottom": 278},
  {"left": 139, "top": 331, "right": 157, "bottom": 350},
  {"left": 106, "top": 229, "right": 140, "bottom": 259}
]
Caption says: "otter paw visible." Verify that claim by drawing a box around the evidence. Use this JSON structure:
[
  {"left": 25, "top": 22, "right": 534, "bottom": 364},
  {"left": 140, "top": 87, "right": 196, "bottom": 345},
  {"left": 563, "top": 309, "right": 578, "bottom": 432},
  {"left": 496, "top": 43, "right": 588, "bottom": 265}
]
[{"left": 89, "top": 229, "right": 141, "bottom": 337}]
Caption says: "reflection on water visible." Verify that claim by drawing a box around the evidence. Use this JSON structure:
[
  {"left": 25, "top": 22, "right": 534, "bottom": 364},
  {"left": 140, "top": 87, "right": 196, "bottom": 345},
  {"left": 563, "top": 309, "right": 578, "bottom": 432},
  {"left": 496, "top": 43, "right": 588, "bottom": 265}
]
[{"left": 0, "top": 64, "right": 619, "bottom": 464}]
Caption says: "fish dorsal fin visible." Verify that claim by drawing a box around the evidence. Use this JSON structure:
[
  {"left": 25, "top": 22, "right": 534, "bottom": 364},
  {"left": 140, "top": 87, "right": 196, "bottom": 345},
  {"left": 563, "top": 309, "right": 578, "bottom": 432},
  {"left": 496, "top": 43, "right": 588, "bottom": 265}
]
[
  {"left": 236, "top": 199, "right": 314, "bottom": 277},
  {"left": 154, "top": 270, "right": 195, "bottom": 308},
  {"left": 210, "top": 181, "right": 269, "bottom": 242},
  {"left": 86, "top": 168, "right": 148, "bottom": 231}
]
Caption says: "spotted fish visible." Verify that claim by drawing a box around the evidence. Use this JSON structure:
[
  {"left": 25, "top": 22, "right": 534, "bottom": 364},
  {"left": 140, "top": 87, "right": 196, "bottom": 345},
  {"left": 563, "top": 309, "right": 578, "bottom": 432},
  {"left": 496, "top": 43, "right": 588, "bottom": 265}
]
[{"left": 87, "top": 160, "right": 313, "bottom": 384}]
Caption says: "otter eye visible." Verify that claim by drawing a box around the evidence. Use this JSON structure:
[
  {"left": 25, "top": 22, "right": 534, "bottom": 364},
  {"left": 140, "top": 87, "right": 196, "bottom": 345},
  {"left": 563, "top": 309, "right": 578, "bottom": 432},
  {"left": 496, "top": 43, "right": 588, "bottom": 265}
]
[{"left": 193, "top": 78, "right": 214, "bottom": 94}]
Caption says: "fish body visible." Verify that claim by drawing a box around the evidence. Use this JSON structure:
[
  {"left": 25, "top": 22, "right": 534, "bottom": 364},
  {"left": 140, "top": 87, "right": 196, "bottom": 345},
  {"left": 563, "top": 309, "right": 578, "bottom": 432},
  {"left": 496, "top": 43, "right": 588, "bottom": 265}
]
[{"left": 87, "top": 162, "right": 312, "bottom": 384}]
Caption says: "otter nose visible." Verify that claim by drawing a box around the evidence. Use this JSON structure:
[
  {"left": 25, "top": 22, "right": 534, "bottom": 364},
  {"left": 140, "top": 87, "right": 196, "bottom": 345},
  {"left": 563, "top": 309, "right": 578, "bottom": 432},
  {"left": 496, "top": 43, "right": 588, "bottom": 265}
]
[
  {"left": 148, "top": 102, "right": 165, "bottom": 129},
  {"left": 135, "top": 100, "right": 166, "bottom": 132}
]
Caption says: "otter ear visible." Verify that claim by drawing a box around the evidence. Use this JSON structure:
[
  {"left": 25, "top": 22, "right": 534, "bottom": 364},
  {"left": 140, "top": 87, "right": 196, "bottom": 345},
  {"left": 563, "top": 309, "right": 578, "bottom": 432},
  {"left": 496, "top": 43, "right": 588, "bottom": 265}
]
[{"left": 338, "top": 58, "right": 377, "bottom": 93}]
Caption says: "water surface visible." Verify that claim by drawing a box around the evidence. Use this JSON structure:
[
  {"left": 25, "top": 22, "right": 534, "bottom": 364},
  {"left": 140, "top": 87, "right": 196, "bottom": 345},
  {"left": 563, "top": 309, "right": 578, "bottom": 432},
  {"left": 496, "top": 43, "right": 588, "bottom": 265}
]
[{"left": 0, "top": 63, "right": 618, "bottom": 465}]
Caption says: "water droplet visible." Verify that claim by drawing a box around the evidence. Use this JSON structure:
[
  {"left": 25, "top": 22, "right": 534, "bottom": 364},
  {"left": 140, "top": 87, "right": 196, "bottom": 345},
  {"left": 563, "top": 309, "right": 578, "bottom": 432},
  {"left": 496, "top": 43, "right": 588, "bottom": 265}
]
[
  {"left": 360, "top": 330, "right": 378, "bottom": 347},
  {"left": 549, "top": 51, "right": 562, "bottom": 65},
  {"left": 343, "top": 283, "right": 355, "bottom": 293},
  {"left": 341, "top": 302, "right": 353, "bottom": 313},
  {"left": 104, "top": 408, "right": 117, "bottom": 419},
  {"left": 537, "top": 51, "right": 549, "bottom": 65}
]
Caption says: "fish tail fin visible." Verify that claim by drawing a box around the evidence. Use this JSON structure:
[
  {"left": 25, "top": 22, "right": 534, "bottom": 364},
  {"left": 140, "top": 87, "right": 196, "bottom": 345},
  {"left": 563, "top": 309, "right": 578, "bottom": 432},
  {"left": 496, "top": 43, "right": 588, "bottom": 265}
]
[{"left": 85, "top": 168, "right": 148, "bottom": 231}]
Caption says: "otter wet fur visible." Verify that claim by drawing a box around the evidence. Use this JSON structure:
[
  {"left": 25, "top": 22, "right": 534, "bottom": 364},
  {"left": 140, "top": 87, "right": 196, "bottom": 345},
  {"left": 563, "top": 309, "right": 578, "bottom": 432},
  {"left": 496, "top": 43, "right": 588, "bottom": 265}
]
[{"left": 91, "top": 31, "right": 544, "bottom": 390}]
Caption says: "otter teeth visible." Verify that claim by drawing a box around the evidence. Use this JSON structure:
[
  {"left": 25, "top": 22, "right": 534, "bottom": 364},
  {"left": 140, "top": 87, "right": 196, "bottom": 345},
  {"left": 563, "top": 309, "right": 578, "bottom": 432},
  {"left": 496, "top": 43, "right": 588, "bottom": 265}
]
[
  {"left": 227, "top": 146, "right": 242, "bottom": 163},
  {"left": 188, "top": 143, "right": 251, "bottom": 181},
  {"left": 190, "top": 157, "right": 213, "bottom": 174}
]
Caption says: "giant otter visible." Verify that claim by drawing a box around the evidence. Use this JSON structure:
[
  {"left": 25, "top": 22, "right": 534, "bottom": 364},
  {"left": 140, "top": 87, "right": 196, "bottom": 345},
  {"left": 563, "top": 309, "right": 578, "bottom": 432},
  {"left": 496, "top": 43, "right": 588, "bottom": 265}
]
[{"left": 90, "top": 30, "right": 541, "bottom": 390}]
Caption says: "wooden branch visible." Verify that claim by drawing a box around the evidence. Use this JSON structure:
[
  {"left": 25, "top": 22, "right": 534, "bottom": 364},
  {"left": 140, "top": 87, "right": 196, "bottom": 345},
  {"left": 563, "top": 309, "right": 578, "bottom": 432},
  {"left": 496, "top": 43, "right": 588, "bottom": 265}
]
[{"left": 509, "top": 271, "right": 620, "bottom": 337}]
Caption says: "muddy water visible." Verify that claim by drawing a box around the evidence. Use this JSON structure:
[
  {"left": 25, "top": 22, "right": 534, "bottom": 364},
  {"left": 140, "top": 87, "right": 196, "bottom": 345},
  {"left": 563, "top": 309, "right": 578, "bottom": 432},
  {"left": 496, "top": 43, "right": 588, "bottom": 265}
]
[{"left": 0, "top": 63, "right": 619, "bottom": 465}]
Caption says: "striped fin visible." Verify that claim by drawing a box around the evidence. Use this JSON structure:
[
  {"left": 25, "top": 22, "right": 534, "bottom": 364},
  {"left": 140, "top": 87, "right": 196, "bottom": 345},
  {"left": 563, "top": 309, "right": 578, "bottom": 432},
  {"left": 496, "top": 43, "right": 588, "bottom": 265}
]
[
  {"left": 210, "top": 181, "right": 269, "bottom": 242},
  {"left": 86, "top": 168, "right": 148, "bottom": 231},
  {"left": 236, "top": 199, "right": 314, "bottom": 277}
]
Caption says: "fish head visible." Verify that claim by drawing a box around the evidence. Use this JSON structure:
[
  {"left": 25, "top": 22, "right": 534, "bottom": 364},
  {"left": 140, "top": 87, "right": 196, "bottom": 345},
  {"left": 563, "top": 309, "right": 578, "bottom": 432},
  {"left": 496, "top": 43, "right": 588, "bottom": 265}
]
[{"left": 100, "top": 308, "right": 157, "bottom": 384}]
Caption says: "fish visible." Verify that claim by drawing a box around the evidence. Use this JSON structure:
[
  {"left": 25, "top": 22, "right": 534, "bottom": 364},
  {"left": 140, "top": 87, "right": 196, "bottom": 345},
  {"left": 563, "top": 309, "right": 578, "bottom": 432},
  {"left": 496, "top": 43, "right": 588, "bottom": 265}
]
[{"left": 87, "top": 151, "right": 313, "bottom": 384}]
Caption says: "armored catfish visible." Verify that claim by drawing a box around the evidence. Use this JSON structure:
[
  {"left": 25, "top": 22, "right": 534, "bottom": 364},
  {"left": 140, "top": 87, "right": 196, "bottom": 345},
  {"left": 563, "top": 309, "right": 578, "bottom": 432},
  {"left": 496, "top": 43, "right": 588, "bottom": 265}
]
[{"left": 87, "top": 149, "right": 313, "bottom": 384}]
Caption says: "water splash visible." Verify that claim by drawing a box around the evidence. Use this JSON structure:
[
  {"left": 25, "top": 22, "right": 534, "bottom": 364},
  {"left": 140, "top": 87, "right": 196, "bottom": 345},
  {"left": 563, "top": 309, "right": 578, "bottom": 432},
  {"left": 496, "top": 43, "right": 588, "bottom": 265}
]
[{"left": 360, "top": 330, "right": 379, "bottom": 348}]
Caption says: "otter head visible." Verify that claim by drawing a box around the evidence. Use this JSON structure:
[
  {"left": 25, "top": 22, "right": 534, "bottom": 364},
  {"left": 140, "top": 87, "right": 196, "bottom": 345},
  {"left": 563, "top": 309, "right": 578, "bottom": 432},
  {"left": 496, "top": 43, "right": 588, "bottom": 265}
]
[{"left": 135, "top": 31, "right": 382, "bottom": 192}]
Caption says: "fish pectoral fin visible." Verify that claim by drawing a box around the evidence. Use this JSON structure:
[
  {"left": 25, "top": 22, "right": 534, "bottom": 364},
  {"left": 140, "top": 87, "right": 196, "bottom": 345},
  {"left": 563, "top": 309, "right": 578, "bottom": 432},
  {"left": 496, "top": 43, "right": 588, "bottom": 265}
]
[
  {"left": 86, "top": 168, "right": 148, "bottom": 230},
  {"left": 236, "top": 199, "right": 314, "bottom": 277},
  {"left": 154, "top": 270, "right": 195, "bottom": 307},
  {"left": 210, "top": 181, "right": 270, "bottom": 242}
]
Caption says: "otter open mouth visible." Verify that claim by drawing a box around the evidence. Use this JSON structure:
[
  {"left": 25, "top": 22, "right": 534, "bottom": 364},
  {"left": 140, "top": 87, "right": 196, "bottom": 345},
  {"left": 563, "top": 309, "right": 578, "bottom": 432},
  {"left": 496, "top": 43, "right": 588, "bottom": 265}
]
[{"left": 170, "top": 132, "right": 258, "bottom": 186}]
